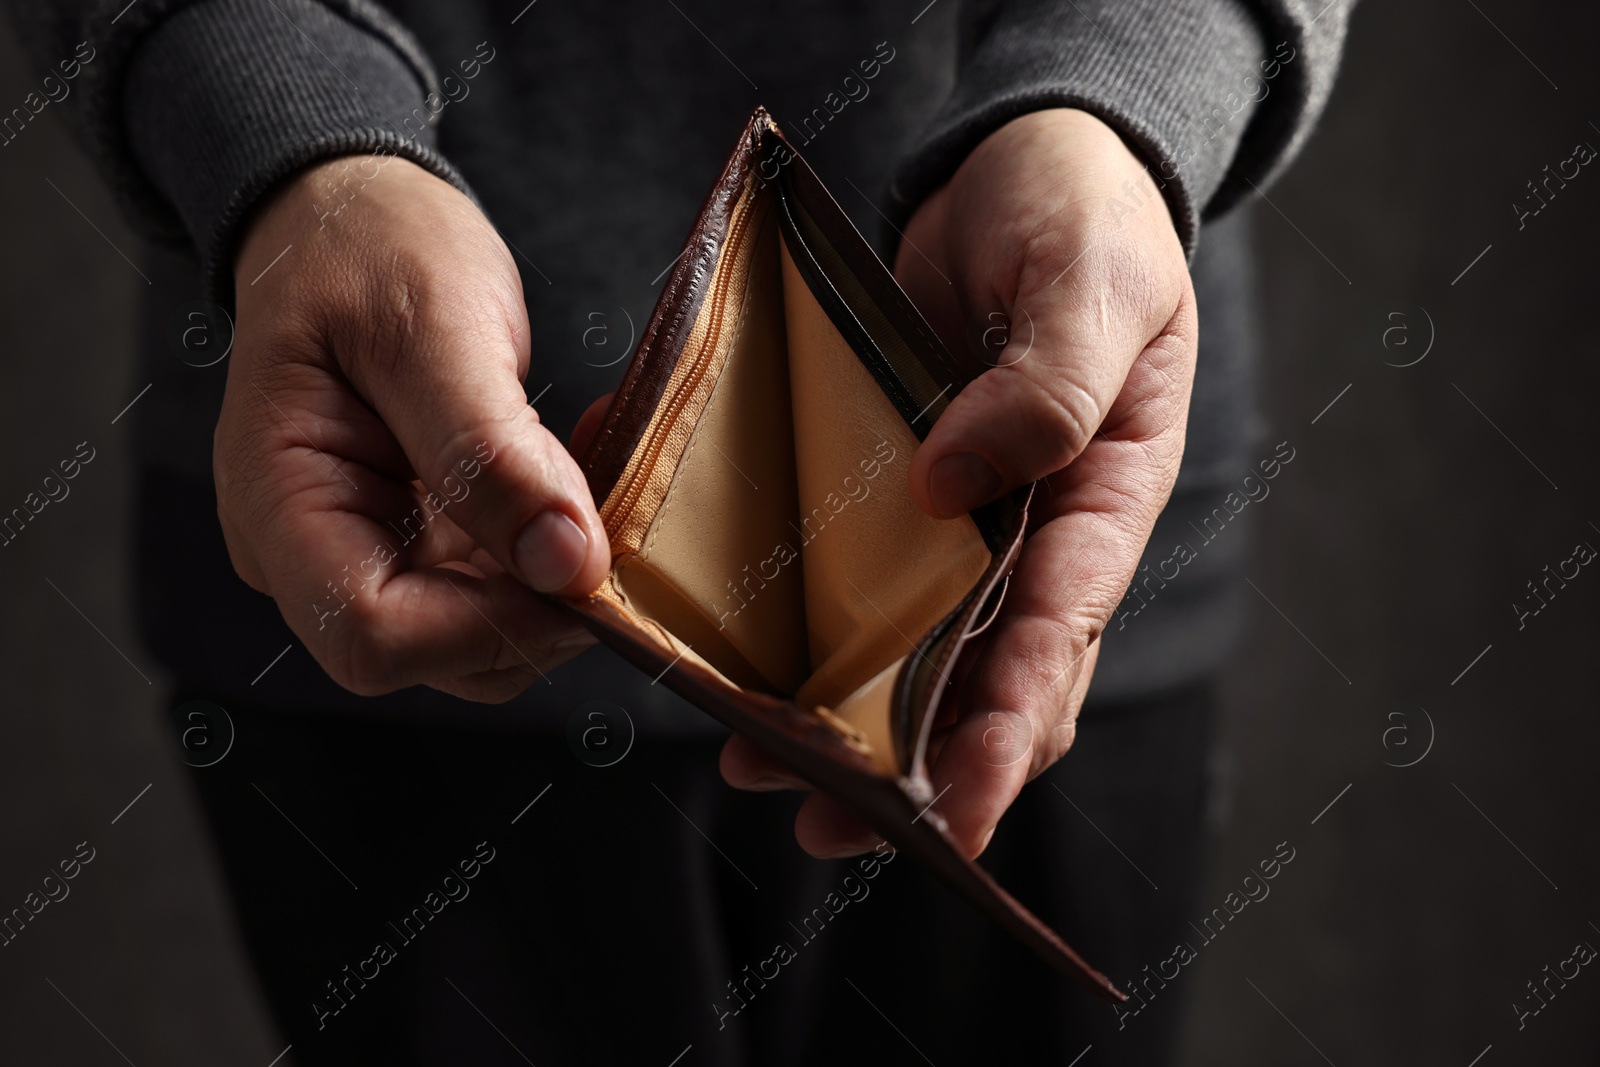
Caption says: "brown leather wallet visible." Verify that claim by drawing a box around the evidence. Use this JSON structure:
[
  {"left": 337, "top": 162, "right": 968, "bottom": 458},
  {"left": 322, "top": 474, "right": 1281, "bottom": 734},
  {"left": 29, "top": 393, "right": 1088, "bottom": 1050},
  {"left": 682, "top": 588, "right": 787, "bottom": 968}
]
[{"left": 563, "top": 106, "right": 1123, "bottom": 1003}]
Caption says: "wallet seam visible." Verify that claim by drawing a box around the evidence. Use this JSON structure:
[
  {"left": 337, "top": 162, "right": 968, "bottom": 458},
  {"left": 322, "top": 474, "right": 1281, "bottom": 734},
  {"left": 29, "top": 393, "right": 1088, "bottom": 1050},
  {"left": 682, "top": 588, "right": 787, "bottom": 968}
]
[{"left": 639, "top": 217, "right": 769, "bottom": 566}]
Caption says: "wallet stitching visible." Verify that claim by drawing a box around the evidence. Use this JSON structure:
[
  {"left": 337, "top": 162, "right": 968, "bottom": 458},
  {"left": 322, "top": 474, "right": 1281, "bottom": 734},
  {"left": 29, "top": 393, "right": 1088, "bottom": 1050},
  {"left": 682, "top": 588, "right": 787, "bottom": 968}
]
[
  {"left": 639, "top": 206, "right": 768, "bottom": 564},
  {"left": 639, "top": 412, "right": 699, "bottom": 563},
  {"left": 585, "top": 114, "right": 763, "bottom": 503},
  {"left": 606, "top": 199, "right": 758, "bottom": 542}
]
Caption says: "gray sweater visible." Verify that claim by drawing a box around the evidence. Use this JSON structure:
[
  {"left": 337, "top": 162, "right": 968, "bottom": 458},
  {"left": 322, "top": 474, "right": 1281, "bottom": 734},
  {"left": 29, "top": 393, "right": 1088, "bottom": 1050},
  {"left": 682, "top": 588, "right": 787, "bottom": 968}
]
[{"left": 4, "top": 0, "right": 1350, "bottom": 723}]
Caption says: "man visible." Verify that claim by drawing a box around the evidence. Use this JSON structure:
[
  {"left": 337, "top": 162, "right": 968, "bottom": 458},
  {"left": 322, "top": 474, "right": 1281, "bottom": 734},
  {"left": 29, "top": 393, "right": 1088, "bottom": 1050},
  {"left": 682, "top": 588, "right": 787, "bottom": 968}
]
[{"left": 7, "top": 1, "right": 1348, "bottom": 1062}]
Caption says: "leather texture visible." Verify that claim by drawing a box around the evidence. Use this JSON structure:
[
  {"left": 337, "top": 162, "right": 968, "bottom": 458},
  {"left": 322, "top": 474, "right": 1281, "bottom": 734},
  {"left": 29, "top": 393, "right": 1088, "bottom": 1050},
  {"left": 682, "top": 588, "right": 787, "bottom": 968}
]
[{"left": 561, "top": 108, "right": 1123, "bottom": 1002}]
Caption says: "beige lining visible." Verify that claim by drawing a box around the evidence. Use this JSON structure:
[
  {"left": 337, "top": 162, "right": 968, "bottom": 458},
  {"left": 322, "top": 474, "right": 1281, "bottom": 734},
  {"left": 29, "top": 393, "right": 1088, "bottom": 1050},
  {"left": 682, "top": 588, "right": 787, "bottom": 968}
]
[{"left": 595, "top": 180, "right": 990, "bottom": 775}]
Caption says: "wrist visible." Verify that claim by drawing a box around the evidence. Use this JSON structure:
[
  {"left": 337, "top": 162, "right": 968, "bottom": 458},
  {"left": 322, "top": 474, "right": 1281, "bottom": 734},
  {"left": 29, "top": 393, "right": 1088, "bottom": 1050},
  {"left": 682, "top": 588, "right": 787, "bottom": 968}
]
[
  {"left": 981, "top": 108, "right": 1180, "bottom": 244},
  {"left": 126, "top": 0, "right": 473, "bottom": 308},
  {"left": 234, "top": 154, "right": 437, "bottom": 290}
]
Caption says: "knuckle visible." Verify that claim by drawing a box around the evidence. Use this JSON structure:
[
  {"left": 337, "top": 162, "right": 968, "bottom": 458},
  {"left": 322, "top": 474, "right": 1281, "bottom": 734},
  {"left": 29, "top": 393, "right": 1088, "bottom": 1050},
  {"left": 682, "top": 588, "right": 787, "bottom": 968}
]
[
  {"left": 488, "top": 632, "right": 529, "bottom": 674},
  {"left": 1012, "top": 587, "right": 1117, "bottom": 679},
  {"left": 473, "top": 664, "right": 542, "bottom": 704},
  {"left": 212, "top": 432, "right": 277, "bottom": 527},
  {"left": 1030, "top": 610, "right": 1092, "bottom": 675},
  {"left": 1087, "top": 444, "right": 1178, "bottom": 526},
  {"left": 958, "top": 365, "right": 1101, "bottom": 471},
  {"left": 330, "top": 649, "right": 398, "bottom": 698},
  {"left": 1032, "top": 718, "right": 1078, "bottom": 778},
  {"left": 217, "top": 520, "right": 269, "bottom": 594},
  {"left": 324, "top": 598, "right": 402, "bottom": 697},
  {"left": 1028, "top": 372, "right": 1103, "bottom": 458},
  {"left": 986, "top": 615, "right": 1075, "bottom": 707},
  {"left": 465, "top": 602, "right": 523, "bottom": 675},
  {"left": 1073, "top": 569, "right": 1138, "bottom": 633},
  {"left": 436, "top": 417, "right": 520, "bottom": 478}
]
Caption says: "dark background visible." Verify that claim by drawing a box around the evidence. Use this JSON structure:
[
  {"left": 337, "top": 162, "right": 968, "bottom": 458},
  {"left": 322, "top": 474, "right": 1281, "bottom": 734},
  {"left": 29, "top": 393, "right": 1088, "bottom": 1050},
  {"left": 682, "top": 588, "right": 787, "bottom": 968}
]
[{"left": 2, "top": 0, "right": 1597, "bottom": 1063}]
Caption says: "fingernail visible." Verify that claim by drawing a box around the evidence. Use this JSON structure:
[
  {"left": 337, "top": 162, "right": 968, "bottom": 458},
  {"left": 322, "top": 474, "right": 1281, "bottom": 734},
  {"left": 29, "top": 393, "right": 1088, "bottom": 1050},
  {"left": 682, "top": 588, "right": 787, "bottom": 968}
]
[
  {"left": 818, "top": 842, "right": 873, "bottom": 860},
  {"left": 515, "top": 511, "right": 589, "bottom": 592},
  {"left": 550, "top": 629, "right": 597, "bottom": 654},
  {"left": 928, "top": 452, "right": 1002, "bottom": 517},
  {"left": 744, "top": 773, "right": 807, "bottom": 792}
]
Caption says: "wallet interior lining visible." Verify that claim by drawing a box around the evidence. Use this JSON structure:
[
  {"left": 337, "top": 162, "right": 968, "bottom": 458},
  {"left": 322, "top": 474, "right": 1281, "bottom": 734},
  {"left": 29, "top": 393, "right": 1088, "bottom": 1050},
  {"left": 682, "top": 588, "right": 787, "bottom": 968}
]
[{"left": 595, "top": 178, "right": 991, "bottom": 775}]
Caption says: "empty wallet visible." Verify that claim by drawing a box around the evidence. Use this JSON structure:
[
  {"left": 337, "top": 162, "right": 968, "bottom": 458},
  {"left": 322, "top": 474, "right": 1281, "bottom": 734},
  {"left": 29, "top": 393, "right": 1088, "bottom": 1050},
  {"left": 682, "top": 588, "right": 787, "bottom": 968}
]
[{"left": 562, "top": 106, "right": 1123, "bottom": 1002}]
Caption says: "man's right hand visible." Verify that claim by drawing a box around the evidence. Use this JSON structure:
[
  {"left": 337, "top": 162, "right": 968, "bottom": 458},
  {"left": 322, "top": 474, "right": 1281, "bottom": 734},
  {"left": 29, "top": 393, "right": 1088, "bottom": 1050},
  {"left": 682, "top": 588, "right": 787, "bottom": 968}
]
[{"left": 219, "top": 155, "right": 609, "bottom": 702}]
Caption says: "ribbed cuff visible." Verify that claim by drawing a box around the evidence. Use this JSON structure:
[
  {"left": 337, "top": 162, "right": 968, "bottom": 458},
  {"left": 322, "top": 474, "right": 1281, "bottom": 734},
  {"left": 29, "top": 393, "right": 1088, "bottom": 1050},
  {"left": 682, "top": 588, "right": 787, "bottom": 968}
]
[
  {"left": 887, "top": 0, "right": 1272, "bottom": 260},
  {"left": 122, "top": 0, "right": 477, "bottom": 308}
]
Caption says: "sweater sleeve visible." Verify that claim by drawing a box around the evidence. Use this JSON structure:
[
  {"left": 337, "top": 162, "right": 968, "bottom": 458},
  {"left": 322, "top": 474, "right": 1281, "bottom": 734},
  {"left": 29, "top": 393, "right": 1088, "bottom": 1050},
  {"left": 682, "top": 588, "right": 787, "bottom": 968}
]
[
  {"left": 887, "top": 0, "right": 1355, "bottom": 259},
  {"left": 1, "top": 0, "right": 476, "bottom": 306}
]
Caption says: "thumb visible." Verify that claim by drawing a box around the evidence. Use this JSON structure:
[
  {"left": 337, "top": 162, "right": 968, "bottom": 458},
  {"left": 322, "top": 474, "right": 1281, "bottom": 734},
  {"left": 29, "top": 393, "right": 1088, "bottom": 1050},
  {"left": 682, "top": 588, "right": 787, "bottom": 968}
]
[
  {"left": 907, "top": 244, "right": 1190, "bottom": 520},
  {"left": 340, "top": 273, "right": 609, "bottom": 596},
  {"left": 894, "top": 108, "right": 1190, "bottom": 520}
]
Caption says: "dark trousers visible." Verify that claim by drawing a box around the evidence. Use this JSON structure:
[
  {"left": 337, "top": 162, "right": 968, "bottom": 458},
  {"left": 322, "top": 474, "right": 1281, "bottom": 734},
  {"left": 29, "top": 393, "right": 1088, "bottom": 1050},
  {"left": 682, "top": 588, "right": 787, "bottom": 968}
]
[{"left": 183, "top": 682, "right": 1217, "bottom": 1066}]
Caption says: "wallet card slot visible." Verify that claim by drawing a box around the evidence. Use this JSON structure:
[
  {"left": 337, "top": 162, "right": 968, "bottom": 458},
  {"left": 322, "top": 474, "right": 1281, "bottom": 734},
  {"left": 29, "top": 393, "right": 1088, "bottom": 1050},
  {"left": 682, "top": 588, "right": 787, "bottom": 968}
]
[
  {"left": 770, "top": 154, "right": 1013, "bottom": 557},
  {"left": 770, "top": 140, "right": 986, "bottom": 414},
  {"left": 773, "top": 182, "right": 929, "bottom": 434}
]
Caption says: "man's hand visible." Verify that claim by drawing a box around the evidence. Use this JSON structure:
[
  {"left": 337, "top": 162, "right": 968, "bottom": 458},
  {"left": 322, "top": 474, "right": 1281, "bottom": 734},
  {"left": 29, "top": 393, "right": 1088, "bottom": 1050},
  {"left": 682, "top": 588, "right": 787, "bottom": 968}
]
[
  {"left": 221, "top": 156, "right": 610, "bottom": 702},
  {"left": 721, "top": 109, "right": 1197, "bottom": 857}
]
